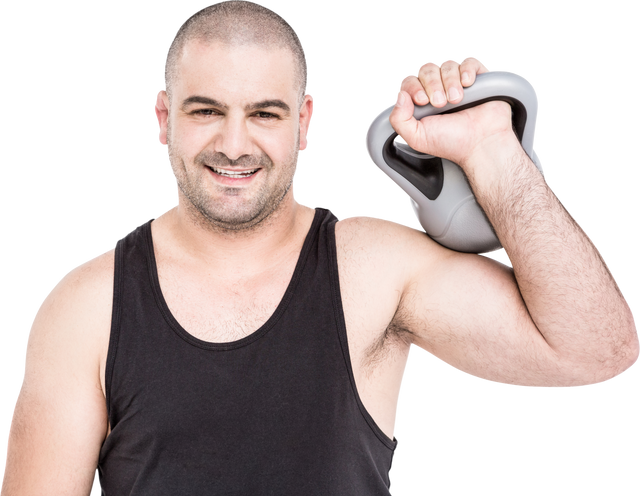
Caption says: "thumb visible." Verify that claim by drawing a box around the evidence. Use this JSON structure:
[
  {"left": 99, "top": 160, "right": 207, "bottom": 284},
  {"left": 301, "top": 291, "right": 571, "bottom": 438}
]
[{"left": 388, "top": 90, "right": 419, "bottom": 143}]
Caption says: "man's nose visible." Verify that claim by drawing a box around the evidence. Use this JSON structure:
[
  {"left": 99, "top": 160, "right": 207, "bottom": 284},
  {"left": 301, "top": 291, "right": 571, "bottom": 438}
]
[{"left": 213, "top": 113, "right": 251, "bottom": 161}]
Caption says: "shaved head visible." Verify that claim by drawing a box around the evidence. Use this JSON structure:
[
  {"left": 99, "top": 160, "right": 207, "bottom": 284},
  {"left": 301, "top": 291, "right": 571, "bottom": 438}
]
[{"left": 162, "top": 0, "right": 309, "bottom": 110}]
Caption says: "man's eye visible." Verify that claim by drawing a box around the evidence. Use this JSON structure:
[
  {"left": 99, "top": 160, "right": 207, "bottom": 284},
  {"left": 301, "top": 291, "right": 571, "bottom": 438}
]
[
  {"left": 193, "top": 109, "right": 278, "bottom": 119},
  {"left": 193, "top": 109, "right": 219, "bottom": 116}
]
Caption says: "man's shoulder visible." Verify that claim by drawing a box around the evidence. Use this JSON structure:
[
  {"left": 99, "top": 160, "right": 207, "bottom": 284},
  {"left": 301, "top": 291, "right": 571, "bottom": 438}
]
[
  {"left": 55, "top": 249, "right": 115, "bottom": 304},
  {"left": 334, "top": 216, "right": 451, "bottom": 287},
  {"left": 5, "top": 242, "right": 113, "bottom": 494},
  {"left": 335, "top": 216, "right": 443, "bottom": 259},
  {"left": 38, "top": 246, "right": 115, "bottom": 332}
]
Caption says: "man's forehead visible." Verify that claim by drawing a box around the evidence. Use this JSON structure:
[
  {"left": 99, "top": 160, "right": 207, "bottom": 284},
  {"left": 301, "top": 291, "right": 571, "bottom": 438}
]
[
  {"left": 179, "top": 39, "right": 295, "bottom": 74},
  {"left": 173, "top": 40, "right": 298, "bottom": 98}
]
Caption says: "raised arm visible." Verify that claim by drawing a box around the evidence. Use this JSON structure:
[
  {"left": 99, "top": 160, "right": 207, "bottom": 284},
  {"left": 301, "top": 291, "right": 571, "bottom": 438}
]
[{"left": 387, "top": 59, "right": 638, "bottom": 385}]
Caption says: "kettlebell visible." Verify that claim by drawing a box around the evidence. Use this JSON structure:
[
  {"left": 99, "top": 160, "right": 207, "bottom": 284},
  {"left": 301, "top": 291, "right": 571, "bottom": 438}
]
[{"left": 366, "top": 71, "right": 542, "bottom": 253}]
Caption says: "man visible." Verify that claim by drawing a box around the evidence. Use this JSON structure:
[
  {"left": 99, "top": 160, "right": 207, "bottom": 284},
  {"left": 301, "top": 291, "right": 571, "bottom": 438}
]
[{"left": 2, "top": 1, "right": 637, "bottom": 494}]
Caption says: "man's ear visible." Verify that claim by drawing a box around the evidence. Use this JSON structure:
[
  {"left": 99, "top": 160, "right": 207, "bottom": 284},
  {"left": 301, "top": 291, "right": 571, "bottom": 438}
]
[
  {"left": 298, "top": 95, "right": 313, "bottom": 151},
  {"left": 155, "top": 91, "right": 170, "bottom": 145}
]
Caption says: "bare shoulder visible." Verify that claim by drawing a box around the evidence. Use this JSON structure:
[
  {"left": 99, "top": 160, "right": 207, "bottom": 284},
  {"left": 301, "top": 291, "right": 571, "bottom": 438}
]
[
  {"left": 32, "top": 249, "right": 115, "bottom": 338},
  {"left": 24, "top": 249, "right": 115, "bottom": 395},
  {"left": 60, "top": 248, "right": 115, "bottom": 291},
  {"left": 336, "top": 215, "right": 442, "bottom": 250},
  {"left": 333, "top": 216, "right": 447, "bottom": 350},
  {"left": 335, "top": 216, "right": 449, "bottom": 279},
  {"left": 54, "top": 246, "right": 115, "bottom": 372},
  {"left": 20, "top": 243, "right": 115, "bottom": 410},
  {"left": 2, "top": 251, "right": 115, "bottom": 493}
]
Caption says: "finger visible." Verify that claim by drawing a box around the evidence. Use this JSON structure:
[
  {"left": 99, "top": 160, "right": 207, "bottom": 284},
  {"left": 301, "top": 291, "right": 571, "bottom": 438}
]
[
  {"left": 400, "top": 75, "right": 429, "bottom": 106},
  {"left": 440, "top": 60, "right": 463, "bottom": 104},
  {"left": 418, "top": 63, "right": 447, "bottom": 108},
  {"left": 389, "top": 90, "right": 419, "bottom": 142},
  {"left": 459, "top": 57, "right": 489, "bottom": 87}
]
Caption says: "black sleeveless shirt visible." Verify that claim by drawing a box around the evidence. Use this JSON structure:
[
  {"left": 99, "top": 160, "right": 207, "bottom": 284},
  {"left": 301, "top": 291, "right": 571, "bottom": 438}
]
[{"left": 98, "top": 208, "right": 397, "bottom": 495}]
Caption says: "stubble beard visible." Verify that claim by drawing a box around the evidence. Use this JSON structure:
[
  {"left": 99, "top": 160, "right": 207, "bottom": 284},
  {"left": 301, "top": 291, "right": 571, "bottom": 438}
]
[{"left": 167, "top": 125, "right": 299, "bottom": 233}]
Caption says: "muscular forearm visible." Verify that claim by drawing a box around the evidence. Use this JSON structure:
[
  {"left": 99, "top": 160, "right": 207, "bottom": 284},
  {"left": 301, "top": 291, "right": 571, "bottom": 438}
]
[{"left": 468, "top": 136, "right": 638, "bottom": 380}]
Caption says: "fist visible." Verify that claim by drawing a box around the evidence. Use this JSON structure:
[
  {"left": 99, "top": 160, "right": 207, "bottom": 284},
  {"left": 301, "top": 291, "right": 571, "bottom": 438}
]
[{"left": 389, "top": 58, "right": 517, "bottom": 170}]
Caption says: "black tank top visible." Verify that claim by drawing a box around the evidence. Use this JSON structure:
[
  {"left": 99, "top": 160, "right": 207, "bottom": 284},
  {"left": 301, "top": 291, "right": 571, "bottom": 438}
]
[{"left": 98, "top": 208, "right": 397, "bottom": 495}]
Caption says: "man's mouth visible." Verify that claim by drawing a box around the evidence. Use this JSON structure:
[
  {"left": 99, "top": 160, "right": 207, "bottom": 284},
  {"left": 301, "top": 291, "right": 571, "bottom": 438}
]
[{"left": 208, "top": 166, "right": 260, "bottom": 178}]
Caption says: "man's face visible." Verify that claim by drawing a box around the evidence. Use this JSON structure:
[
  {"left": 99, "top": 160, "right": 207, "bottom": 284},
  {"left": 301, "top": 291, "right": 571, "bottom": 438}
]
[{"left": 157, "top": 41, "right": 312, "bottom": 231}]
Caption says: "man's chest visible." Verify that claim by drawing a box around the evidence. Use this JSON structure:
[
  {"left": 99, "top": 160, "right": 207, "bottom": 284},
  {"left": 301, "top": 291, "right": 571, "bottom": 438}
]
[
  {"left": 157, "top": 257, "right": 402, "bottom": 354},
  {"left": 154, "top": 244, "right": 403, "bottom": 368},
  {"left": 157, "top": 263, "right": 293, "bottom": 343},
  {"left": 152, "top": 230, "right": 409, "bottom": 439}
]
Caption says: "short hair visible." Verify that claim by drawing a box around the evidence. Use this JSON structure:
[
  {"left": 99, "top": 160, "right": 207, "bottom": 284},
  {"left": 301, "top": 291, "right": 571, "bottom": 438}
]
[{"left": 165, "top": 1, "right": 307, "bottom": 105}]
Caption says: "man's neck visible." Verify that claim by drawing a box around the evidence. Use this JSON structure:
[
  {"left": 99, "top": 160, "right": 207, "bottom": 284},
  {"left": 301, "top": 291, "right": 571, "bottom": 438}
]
[{"left": 151, "top": 193, "right": 315, "bottom": 278}]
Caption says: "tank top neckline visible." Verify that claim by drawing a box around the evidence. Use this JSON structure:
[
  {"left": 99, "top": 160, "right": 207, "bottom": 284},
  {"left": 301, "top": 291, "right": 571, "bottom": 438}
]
[{"left": 143, "top": 208, "right": 325, "bottom": 351}]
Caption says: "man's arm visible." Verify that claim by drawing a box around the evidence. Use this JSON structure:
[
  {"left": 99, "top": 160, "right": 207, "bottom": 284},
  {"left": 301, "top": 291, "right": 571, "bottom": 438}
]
[
  {"left": 1, "top": 252, "right": 113, "bottom": 495},
  {"left": 385, "top": 59, "right": 638, "bottom": 385},
  {"left": 466, "top": 134, "right": 638, "bottom": 372}
]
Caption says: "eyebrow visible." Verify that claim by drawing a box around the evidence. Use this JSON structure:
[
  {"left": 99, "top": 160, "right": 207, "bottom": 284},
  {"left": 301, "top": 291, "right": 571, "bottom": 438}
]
[{"left": 181, "top": 96, "right": 291, "bottom": 115}]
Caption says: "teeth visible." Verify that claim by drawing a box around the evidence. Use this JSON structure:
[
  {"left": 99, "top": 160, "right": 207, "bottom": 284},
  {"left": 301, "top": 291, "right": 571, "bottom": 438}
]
[{"left": 211, "top": 167, "right": 258, "bottom": 177}]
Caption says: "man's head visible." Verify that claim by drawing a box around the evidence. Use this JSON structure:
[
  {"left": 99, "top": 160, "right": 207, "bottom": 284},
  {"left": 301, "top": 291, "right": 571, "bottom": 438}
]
[
  {"left": 155, "top": 2, "right": 313, "bottom": 232},
  {"left": 165, "top": 1, "right": 307, "bottom": 107}
]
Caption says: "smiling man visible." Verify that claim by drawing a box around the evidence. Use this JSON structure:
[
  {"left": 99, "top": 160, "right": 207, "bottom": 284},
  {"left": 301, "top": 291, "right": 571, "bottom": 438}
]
[
  {"left": 162, "top": 33, "right": 310, "bottom": 232},
  {"left": 2, "top": 1, "right": 638, "bottom": 495}
]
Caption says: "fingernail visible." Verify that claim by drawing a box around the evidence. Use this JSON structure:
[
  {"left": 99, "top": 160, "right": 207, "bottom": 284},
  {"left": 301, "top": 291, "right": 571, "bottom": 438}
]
[
  {"left": 417, "top": 90, "right": 428, "bottom": 104},
  {"left": 448, "top": 87, "right": 461, "bottom": 101},
  {"left": 396, "top": 91, "right": 405, "bottom": 107},
  {"left": 433, "top": 90, "right": 446, "bottom": 105},
  {"left": 461, "top": 72, "right": 471, "bottom": 83}
]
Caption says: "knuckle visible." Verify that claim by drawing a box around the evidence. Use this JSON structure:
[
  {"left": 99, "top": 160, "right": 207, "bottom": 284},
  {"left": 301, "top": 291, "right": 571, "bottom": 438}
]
[
  {"left": 400, "top": 72, "right": 416, "bottom": 83},
  {"left": 398, "top": 74, "right": 415, "bottom": 90},
  {"left": 462, "top": 54, "right": 490, "bottom": 69},
  {"left": 400, "top": 76, "right": 423, "bottom": 94},
  {"left": 416, "top": 60, "right": 440, "bottom": 74},
  {"left": 440, "top": 60, "right": 460, "bottom": 76},
  {"left": 440, "top": 66, "right": 454, "bottom": 77},
  {"left": 418, "top": 65, "right": 443, "bottom": 94}
]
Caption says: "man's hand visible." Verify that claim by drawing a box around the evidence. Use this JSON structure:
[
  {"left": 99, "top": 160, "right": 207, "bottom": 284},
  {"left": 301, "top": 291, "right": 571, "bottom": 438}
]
[{"left": 388, "top": 58, "right": 516, "bottom": 173}]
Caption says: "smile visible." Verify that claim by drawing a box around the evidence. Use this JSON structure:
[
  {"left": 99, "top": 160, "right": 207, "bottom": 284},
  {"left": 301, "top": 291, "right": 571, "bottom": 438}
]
[
  {"left": 207, "top": 166, "right": 262, "bottom": 185},
  {"left": 209, "top": 167, "right": 258, "bottom": 177}
]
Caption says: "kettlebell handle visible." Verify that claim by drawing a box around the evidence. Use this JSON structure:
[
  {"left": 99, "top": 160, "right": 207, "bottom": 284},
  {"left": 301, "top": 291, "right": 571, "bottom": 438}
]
[{"left": 366, "top": 71, "right": 541, "bottom": 253}]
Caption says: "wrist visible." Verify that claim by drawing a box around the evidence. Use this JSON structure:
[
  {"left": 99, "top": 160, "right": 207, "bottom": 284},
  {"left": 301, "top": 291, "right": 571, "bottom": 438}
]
[{"left": 460, "top": 131, "right": 530, "bottom": 190}]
